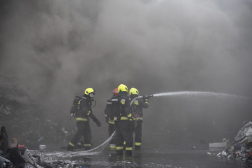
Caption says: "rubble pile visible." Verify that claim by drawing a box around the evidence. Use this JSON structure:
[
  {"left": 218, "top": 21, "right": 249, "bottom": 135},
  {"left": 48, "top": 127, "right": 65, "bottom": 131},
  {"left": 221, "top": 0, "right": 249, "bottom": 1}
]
[
  {"left": 0, "top": 80, "right": 73, "bottom": 150},
  {"left": 214, "top": 121, "right": 252, "bottom": 164}
]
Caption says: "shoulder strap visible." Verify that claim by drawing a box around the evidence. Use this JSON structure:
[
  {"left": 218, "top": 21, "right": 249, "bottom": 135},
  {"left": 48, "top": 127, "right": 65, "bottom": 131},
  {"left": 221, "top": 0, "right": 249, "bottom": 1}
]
[
  {"left": 107, "top": 99, "right": 112, "bottom": 105},
  {"left": 78, "top": 96, "right": 86, "bottom": 105},
  {"left": 120, "top": 95, "right": 126, "bottom": 105}
]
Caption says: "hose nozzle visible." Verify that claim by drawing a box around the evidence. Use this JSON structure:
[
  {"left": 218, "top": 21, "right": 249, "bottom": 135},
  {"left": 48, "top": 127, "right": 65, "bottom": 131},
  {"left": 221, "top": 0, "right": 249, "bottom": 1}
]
[
  {"left": 145, "top": 94, "right": 153, "bottom": 99},
  {"left": 137, "top": 95, "right": 153, "bottom": 99}
]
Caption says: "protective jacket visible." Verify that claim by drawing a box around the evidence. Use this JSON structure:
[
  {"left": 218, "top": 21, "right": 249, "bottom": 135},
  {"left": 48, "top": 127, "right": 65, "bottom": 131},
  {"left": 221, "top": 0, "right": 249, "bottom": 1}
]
[
  {"left": 104, "top": 98, "right": 114, "bottom": 124},
  {"left": 117, "top": 92, "right": 132, "bottom": 121},
  {"left": 131, "top": 98, "right": 149, "bottom": 120},
  {"left": 110, "top": 95, "right": 120, "bottom": 122},
  {"left": 104, "top": 93, "right": 123, "bottom": 122},
  {"left": 75, "top": 95, "right": 99, "bottom": 122}
]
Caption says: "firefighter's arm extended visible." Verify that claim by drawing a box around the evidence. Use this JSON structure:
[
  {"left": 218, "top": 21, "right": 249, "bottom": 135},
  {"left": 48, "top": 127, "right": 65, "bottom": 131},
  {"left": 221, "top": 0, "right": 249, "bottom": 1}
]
[
  {"left": 80, "top": 98, "right": 100, "bottom": 127},
  {"left": 140, "top": 97, "right": 149, "bottom": 108},
  {"left": 89, "top": 112, "right": 101, "bottom": 127}
]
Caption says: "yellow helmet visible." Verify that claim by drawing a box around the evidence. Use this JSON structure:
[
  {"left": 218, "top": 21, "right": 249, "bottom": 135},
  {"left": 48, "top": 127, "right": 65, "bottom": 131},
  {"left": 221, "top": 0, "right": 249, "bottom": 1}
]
[
  {"left": 129, "top": 88, "right": 139, "bottom": 96},
  {"left": 84, "top": 88, "right": 95, "bottom": 96},
  {"left": 118, "top": 84, "right": 128, "bottom": 93}
]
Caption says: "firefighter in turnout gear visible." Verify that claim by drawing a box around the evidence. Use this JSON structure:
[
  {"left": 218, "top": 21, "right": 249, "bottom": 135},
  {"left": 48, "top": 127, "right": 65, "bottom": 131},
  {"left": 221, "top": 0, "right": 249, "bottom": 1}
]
[
  {"left": 104, "top": 88, "right": 118, "bottom": 150},
  {"left": 67, "top": 88, "right": 101, "bottom": 151},
  {"left": 129, "top": 88, "right": 149, "bottom": 150},
  {"left": 115, "top": 84, "right": 133, "bottom": 156}
]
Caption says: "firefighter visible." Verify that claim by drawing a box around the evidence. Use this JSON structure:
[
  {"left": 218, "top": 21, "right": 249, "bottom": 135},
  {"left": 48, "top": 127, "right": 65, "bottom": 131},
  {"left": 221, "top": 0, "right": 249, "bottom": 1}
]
[
  {"left": 115, "top": 84, "right": 133, "bottom": 156},
  {"left": 129, "top": 88, "right": 149, "bottom": 150},
  {"left": 67, "top": 88, "right": 101, "bottom": 151},
  {"left": 104, "top": 88, "right": 118, "bottom": 150}
]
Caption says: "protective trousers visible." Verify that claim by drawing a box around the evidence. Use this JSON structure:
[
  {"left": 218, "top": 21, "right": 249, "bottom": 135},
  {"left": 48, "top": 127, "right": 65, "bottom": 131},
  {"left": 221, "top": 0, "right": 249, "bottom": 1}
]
[
  {"left": 108, "top": 123, "right": 116, "bottom": 150},
  {"left": 69, "top": 121, "right": 92, "bottom": 150},
  {"left": 133, "top": 120, "right": 142, "bottom": 150},
  {"left": 116, "top": 120, "right": 133, "bottom": 155}
]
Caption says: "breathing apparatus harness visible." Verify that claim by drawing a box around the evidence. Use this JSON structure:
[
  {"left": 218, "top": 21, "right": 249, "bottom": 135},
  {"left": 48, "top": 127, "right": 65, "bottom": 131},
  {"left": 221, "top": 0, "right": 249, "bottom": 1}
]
[{"left": 70, "top": 93, "right": 96, "bottom": 120}]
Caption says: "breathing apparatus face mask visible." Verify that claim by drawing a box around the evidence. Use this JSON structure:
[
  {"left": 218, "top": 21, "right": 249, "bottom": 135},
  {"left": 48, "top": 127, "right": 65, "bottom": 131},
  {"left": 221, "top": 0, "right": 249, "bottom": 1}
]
[{"left": 89, "top": 92, "right": 95, "bottom": 101}]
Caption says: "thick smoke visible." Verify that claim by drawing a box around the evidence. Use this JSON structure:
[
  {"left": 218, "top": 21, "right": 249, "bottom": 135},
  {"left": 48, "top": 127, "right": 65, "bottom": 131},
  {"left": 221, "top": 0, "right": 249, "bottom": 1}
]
[{"left": 0, "top": 0, "right": 252, "bottom": 144}]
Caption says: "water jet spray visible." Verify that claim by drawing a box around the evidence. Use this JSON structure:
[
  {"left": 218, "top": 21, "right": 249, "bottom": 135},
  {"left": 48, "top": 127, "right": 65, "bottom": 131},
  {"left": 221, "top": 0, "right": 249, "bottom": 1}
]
[{"left": 130, "top": 91, "right": 250, "bottom": 105}]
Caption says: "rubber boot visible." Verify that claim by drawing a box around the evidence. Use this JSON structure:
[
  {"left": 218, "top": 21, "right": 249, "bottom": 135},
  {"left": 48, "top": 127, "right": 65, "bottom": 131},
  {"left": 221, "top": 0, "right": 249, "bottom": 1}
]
[
  {"left": 116, "top": 154, "right": 123, "bottom": 164},
  {"left": 109, "top": 144, "right": 116, "bottom": 151},
  {"left": 125, "top": 150, "right": 132, "bottom": 156},
  {"left": 116, "top": 150, "right": 123, "bottom": 156},
  {"left": 84, "top": 143, "right": 92, "bottom": 150},
  {"left": 84, "top": 146, "right": 91, "bottom": 150},
  {"left": 123, "top": 141, "right": 126, "bottom": 150},
  {"left": 135, "top": 146, "right": 141, "bottom": 151}
]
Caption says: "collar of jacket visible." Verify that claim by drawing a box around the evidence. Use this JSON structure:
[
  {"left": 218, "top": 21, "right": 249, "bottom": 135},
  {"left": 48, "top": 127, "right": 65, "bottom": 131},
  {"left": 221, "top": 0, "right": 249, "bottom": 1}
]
[
  {"left": 118, "top": 91, "right": 127, "bottom": 96},
  {"left": 82, "top": 95, "right": 92, "bottom": 102}
]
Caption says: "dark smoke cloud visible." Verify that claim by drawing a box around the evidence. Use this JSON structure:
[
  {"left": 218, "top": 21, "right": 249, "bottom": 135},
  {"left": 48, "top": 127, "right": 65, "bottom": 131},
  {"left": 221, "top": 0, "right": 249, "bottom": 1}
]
[{"left": 0, "top": 0, "right": 252, "bottom": 143}]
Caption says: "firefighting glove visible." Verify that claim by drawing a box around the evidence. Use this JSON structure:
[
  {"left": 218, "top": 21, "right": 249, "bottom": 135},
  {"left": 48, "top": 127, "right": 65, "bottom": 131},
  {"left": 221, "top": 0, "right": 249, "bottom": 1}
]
[
  {"left": 70, "top": 113, "right": 76, "bottom": 117},
  {"left": 143, "top": 96, "right": 149, "bottom": 103},
  {"left": 96, "top": 120, "right": 101, "bottom": 127},
  {"left": 93, "top": 118, "right": 101, "bottom": 127}
]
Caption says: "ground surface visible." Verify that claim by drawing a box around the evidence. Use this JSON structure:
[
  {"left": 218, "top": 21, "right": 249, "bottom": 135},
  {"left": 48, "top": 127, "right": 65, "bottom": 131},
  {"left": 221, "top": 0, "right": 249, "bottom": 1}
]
[{"left": 36, "top": 145, "right": 250, "bottom": 168}]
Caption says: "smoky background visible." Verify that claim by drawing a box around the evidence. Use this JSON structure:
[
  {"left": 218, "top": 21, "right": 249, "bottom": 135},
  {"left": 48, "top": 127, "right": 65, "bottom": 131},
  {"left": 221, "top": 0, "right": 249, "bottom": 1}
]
[{"left": 0, "top": 0, "right": 252, "bottom": 146}]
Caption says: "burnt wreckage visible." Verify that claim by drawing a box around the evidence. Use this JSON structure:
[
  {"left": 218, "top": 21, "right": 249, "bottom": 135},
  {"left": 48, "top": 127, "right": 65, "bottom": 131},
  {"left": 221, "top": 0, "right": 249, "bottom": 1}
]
[
  {"left": 217, "top": 121, "right": 252, "bottom": 163},
  {"left": 0, "top": 93, "right": 73, "bottom": 149},
  {"left": 0, "top": 90, "right": 76, "bottom": 168}
]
